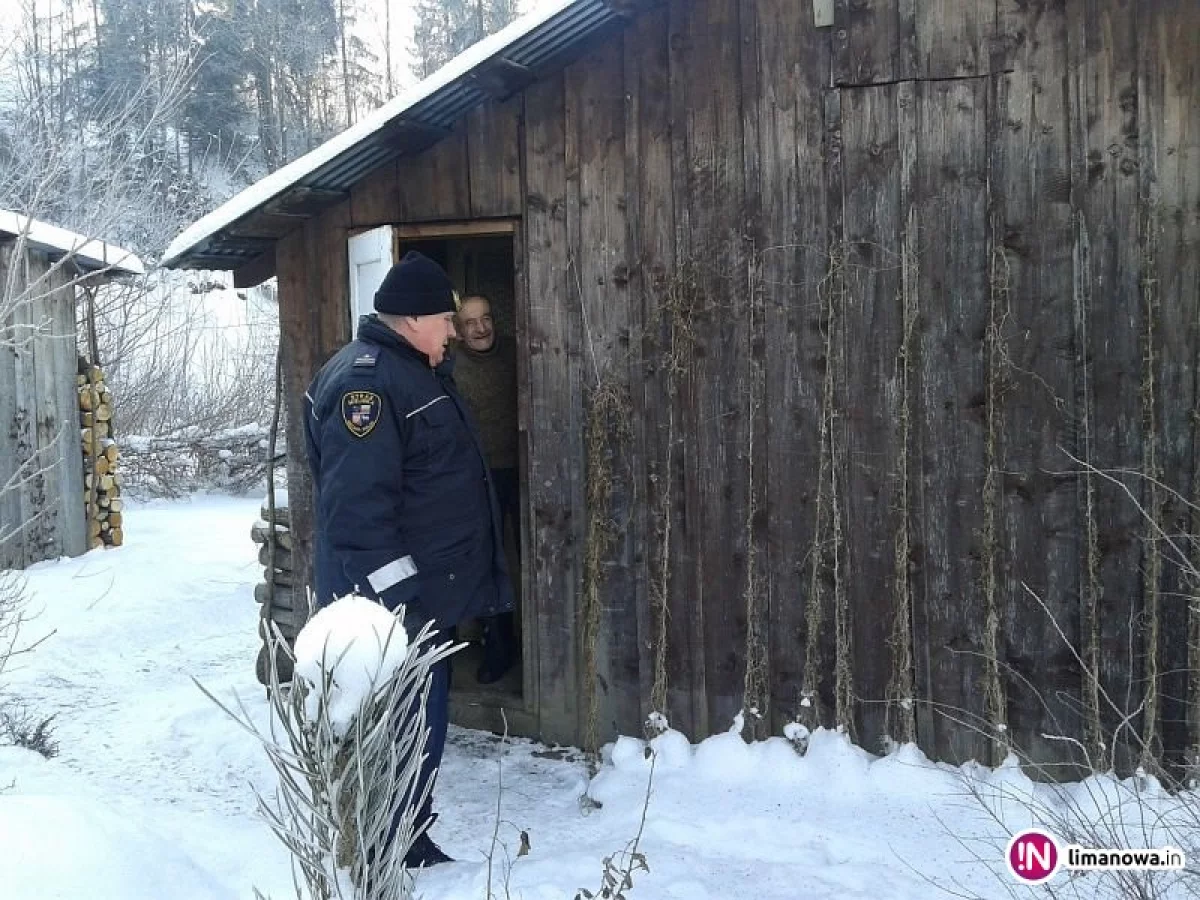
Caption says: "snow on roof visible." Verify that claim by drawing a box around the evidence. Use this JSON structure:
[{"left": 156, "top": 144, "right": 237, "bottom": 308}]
[
  {"left": 0, "top": 209, "right": 146, "bottom": 276},
  {"left": 161, "top": 0, "right": 584, "bottom": 270}
]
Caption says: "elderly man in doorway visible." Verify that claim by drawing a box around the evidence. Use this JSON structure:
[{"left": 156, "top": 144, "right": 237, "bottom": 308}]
[
  {"left": 452, "top": 293, "right": 520, "bottom": 685},
  {"left": 303, "top": 251, "right": 514, "bottom": 868}
]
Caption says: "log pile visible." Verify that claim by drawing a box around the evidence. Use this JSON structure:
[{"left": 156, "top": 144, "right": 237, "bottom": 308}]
[
  {"left": 78, "top": 364, "right": 123, "bottom": 549},
  {"left": 252, "top": 493, "right": 307, "bottom": 684}
]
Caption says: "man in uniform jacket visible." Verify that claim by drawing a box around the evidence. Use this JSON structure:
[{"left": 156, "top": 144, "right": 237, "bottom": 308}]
[{"left": 304, "top": 250, "right": 514, "bottom": 868}]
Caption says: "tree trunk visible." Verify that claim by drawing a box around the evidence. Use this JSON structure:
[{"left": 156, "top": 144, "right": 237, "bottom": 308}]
[{"left": 339, "top": 0, "right": 353, "bottom": 127}]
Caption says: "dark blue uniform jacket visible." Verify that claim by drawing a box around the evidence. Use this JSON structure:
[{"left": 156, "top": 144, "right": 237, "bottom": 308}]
[{"left": 303, "top": 315, "right": 514, "bottom": 629}]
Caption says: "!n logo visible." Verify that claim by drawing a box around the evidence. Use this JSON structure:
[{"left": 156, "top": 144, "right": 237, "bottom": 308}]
[{"left": 1007, "top": 829, "right": 1060, "bottom": 884}]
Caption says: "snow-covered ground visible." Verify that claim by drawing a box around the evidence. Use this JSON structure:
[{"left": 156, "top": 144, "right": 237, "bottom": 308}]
[{"left": 1, "top": 495, "right": 1193, "bottom": 899}]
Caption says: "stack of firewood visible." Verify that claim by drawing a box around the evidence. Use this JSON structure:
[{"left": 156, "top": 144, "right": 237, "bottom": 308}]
[
  {"left": 79, "top": 364, "right": 123, "bottom": 549},
  {"left": 252, "top": 492, "right": 307, "bottom": 683}
]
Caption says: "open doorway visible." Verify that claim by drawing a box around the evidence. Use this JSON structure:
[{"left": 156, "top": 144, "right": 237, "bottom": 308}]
[{"left": 395, "top": 223, "right": 526, "bottom": 712}]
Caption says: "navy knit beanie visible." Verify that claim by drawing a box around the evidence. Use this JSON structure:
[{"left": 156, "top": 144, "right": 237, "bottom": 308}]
[{"left": 373, "top": 251, "right": 457, "bottom": 316}]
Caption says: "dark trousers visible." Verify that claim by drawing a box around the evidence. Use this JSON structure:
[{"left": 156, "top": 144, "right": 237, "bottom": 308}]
[
  {"left": 387, "top": 639, "right": 451, "bottom": 849},
  {"left": 490, "top": 466, "right": 521, "bottom": 562}
]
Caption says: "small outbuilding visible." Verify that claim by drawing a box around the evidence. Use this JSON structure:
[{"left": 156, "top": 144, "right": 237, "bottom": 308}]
[{"left": 0, "top": 210, "right": 144, "bottom": 569}]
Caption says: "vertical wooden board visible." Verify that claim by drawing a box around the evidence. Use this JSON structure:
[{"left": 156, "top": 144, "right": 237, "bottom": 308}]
[
  {"left": 349, "top": 161, "right": 401, "bottom": 229},
  {"left": 13, "top": 251, "right": 47, "bottom": 565},
  {"left": 566, "top": 35, "right": 639, "bottom": 741},
  {"left": 52, "top": 272, "right": 85, "bottom": 559},
  {"left": 276, "top": 227, "right": 317, "bottom": 609},
  {"left": 665, "top": 0, "right": 707, "bottom": 738},
  {"left": 316, "top": 202, "right": 351, "bottom": 359},
  {"left": 679, "top": 0, "right": 749, "bottom": 735},
  {"left": 818, "top": 89, "right": 847, "bottom": 726},
  {"left": 916, "top": 0, "right": 992, "bottom": 79},
  {"left": 1139, "top": 0, "right": 1200, "bottom": 765},
  {"left": 992, "top": 0, "right": 1082, "bottom": 771},
  {"left": 625, "top": 4, "right": 675, "bottom": 729},
  {"left": 468, "top": 96, "right": 523, "bottom": 218},
  {"left": 0, "top": 244, "right": 22, "bottom": 569},
  {"left": 511, "top": 220, "right": 535, "bottom": 716},
  {"left": 834, "top": 0, "right": 917, "bottom": 86},
  {"left": 24, "top": 252, "right": 61, "bottom": 563},
  {"left": 522, "top": 72, "right": 582, "bottom": 746},
  {"left": 396, "top": 125, "right": 471, "bottom": 222},
  {"left": 839, "top": 82, "right": 904, "bottom": 751},
  {"left": 1068, "top": 0, "right": 1143, "bottom": 773},
  {"left": 757, "top": 0, "right": 830, "bottom": 732},
  {"left": 34, "top": 267, "right": 79, "bottom": 562},
  {"left": 911, "top": 77, "right": 991, "bottom": 765}
]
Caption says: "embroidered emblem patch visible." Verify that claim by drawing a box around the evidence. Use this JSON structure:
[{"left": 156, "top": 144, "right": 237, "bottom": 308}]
[{"left": 341, "top": 390, "right": 382, "bottom": 438}]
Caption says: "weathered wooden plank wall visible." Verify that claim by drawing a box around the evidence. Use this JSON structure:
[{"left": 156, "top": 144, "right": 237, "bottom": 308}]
[
  {"left": 993, "top": 0, "right": 1081, "bottom": 774},
  {"left": 527, "top": 0, "right": 1200, "bottom": 766},
  {"left": 0, "top": 244, "right": 88, "bottom": 570},
  {"left": 272, "top": 0, "right": 1200, "bottom": 768}
]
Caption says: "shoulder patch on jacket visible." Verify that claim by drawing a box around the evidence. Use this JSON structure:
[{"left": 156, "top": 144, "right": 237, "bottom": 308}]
[
  {"left": 342, "top": 390, "right": 382, "bottom": 438},
  {"left": 352, "top": 351, "right": 377, "bottom": 368}
]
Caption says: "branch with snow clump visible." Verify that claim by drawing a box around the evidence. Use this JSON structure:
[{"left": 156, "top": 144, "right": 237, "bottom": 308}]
[{"left": 198, "top": 594, "right": 462, "bottom": 900}]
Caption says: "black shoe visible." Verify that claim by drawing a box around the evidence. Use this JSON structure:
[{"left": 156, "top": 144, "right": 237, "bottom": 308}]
[{"left": 404, "top": 832, "right": 454, "bottom": 868}]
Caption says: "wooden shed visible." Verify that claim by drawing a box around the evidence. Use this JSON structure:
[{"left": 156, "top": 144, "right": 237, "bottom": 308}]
[
  {"left": 164, "top": 0, "right": 1200, "bottom": 774},
  {"left": 0, "top": 211, "right": 144, "bottom": 570}
]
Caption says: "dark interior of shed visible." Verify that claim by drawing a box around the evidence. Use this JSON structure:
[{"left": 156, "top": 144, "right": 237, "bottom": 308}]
[{"left": 397, "top": 234, "right": 524, "bottom": 706}]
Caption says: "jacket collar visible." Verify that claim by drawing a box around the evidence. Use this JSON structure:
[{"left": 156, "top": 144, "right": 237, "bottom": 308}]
[{"left": 356, "top": 314, "right": 454, "bottom": 376}]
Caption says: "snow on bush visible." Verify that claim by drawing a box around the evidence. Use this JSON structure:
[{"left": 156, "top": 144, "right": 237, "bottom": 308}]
[{"left": 293, "top": 593, "right": 410, "bottom": 738}]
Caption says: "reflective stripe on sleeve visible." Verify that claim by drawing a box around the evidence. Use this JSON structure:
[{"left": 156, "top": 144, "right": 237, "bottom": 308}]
[{"left": 367, "top": 555, "right": 418, "bottom": 593}]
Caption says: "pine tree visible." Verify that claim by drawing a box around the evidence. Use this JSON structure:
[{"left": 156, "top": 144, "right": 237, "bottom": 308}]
[
  {"left": 411, "top": 0, "right": 519, "bottom": 81},
  {"left": 186, "top": 0, "right": 252, "bottom": 166}
]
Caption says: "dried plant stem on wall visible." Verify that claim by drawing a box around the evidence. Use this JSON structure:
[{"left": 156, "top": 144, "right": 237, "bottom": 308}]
[
  {"left": 887, "top": 210, "right": 918, "bottom": 747},
  {"left": 1073, "top": 209, "right": 1105, "bottom": 766},
  {"left": 801, "top": 241, "right": 852, "bottom": 736},
  {"left": 741, "top": 244, "right": 769, "bottom": 741},
  {"left": 581, "top": 376, "right": 628, "bottom": 755},
  {"left": 646, "top": 263, "right": 700, "bottom": 732},
  {"left": 1140, "top": 203, "right": 1163, "bottom": 769},
  {"left": 982, "top": 219, "right": 1010, "bottom": 765}
]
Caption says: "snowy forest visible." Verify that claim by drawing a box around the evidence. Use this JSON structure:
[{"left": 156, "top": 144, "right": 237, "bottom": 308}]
[{"left": 3, "top": 0, "right": 521, "bottom": 251}]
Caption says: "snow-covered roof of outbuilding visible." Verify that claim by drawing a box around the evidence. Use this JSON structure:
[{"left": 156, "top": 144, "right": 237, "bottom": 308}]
[
  {"left": 162, "top": 0, "right": 641, "bottom": 281},
  {"left": 0, "top": 209, "right": 145, "bottom": 276}
]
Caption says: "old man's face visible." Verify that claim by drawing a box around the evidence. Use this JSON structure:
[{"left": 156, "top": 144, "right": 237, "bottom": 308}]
[{"left": 456, "top": 296, "right": 495, "bottom": 353}]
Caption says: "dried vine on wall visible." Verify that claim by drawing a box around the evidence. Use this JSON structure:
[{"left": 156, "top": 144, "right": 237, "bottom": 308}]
[
  {"left": 581, "top": 376, "right": 627, "bottom": 755},
  {"left": 741, "top": 243, "right": 769, "bottom": 741},
  {"left": 800, "top": 240, "right": 852, "bottom": 737},
  {"left": 1140, "top": 203, "right": 1163, "bottom": 769},
  {"left": 982, "top": 217, "right": 1011, "bottom": 765},
  {"left": 646, "top": 261, "right": 701, "bottom": 735},
  {"left": 886, "top": 210, "right": 919, "bottom": 748}
]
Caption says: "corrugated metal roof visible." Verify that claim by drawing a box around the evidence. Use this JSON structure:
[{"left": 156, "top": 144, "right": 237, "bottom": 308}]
[{"left": 163, "top": 0, "right": 629, "bottom": 273}]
